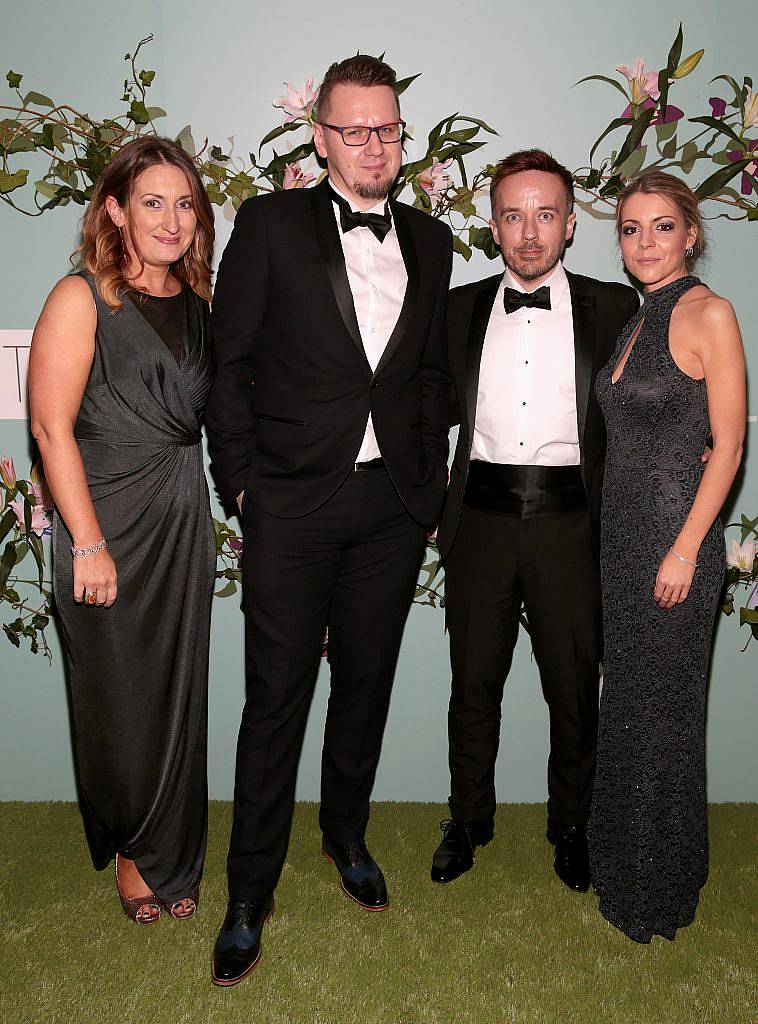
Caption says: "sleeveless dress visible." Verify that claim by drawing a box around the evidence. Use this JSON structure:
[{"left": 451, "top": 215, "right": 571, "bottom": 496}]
[
  {"left": 53, "top": 274, "right": 215, "bottom": 904},
  {"left": 589, "top": 275, "right": 725, "bottom": 943}
]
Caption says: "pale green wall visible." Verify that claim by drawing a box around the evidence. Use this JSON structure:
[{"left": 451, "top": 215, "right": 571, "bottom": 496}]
[{"left": 1, "top": 0, "right": 755, "bottom": 802}]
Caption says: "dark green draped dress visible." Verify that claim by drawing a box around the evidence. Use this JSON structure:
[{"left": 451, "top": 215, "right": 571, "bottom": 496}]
[{"left": 53, "top": 273, "right": 215, "bottom": 904}]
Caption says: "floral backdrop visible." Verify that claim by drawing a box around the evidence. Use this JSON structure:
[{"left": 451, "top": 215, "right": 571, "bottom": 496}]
[{"left": 0, "top": 24, "right": 755, "bottom": 658}]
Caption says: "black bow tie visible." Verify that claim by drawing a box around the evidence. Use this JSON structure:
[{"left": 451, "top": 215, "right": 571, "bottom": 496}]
[
  {"left": 503, "top": 285, "right": 551, "bottom": 314},
  {"left": 330, "top": 188, "right": 392, "bottom": 243}
]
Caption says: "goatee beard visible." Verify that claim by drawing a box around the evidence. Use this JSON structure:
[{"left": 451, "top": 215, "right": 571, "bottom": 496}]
[{"left": 353, "top": 175, "right": 394, "bottom": 201}]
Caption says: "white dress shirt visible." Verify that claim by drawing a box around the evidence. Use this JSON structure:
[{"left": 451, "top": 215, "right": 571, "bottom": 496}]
[
  {"left": 330, "top": 179, "right": 408, "bottom": 463},
  {"left": 471, "top": 261, "right": 580, "bottom": 466}
]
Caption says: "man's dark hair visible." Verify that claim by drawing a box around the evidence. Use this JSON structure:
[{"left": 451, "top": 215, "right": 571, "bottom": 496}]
[
  {"left": 490, "top": 149, "right": 575, "bottom": 213},
  {"left": 313, "top": 55, "right": 399, "bottom": 123}
]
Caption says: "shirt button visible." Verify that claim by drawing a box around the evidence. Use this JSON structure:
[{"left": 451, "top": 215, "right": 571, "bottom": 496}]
[
  {"left": 522, "top": 402, "right": 526, "bottom": 406},
  {"left": 519, "top": 442, "right": 524, "bottom": 446}
]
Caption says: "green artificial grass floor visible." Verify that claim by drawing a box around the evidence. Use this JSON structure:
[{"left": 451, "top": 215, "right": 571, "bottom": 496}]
[{"left": 0, "top": 802, "right": 755, "bottom": 1024}]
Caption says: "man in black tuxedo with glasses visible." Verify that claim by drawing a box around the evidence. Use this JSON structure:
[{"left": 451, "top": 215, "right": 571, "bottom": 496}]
[
  {"left": 205, "top": 54, "right": 452, "bottom": 986},
  {"left": 429, "top": 150, "right": 639, "bottom": 894}
]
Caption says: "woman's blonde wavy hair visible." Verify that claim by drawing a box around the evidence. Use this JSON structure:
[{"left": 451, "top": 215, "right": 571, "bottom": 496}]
[{"left": 75, "top": 136, "right": 215, "bottom": 309}]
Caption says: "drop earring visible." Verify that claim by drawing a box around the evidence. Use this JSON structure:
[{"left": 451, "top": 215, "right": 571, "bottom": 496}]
[
  {"left": 685, "top": 246, "right": 694, "bottom": 258},
  {"left": 118, "top": 227, "right": 128, "bottom": 264}
]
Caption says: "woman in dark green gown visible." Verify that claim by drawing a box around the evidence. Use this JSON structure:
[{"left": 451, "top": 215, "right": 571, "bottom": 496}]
[{"left": 29, "top": 137, "right": 216, "bottom": 924}]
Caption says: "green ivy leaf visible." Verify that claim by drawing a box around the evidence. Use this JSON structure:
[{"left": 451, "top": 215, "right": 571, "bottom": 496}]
[
  {"left": 452, "top": 234, "right": 472, "bottom": 261},
  {"left": 6, "top": 70, "right": 22, "bottom": 89},
  {"left": 214, "top": 579, "right": 238, "bottom": 598},
  {"left": 175, "top": 125, "right": 196, "bottom": 156},
  {"left": 128, "top": 99, "right": 149, "bottom": 125},
  {"left": 23, "top": 91, "right": 54, "bottom": 108},
  {"left": 0, "top": 168, "right": 29, "bottom": 194},
  {"left": 146, "top": 106, "right": 167, "bottom": 121},
  {"left": 35, "top": 179, "right": 62, "bottom": 200},
  {"left": 680, "top": 140, "right": 699, "bottom": 174},
  {"left": 139, "top": 69, "right": 156, "bottom": 87}
]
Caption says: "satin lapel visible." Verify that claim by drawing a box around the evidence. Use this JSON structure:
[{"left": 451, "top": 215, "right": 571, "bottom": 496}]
[
  {"left": 464, "top": 277, "right": 502, "bottom": 447},
  {"left": 374, "top": 200, "right": 420, "bottom": 376},
  {"left": 567, "top": 271, "right": 597, "bottom": 453},
  {"left": 311, "top": 180, "right": 368, "bottom": 367}
]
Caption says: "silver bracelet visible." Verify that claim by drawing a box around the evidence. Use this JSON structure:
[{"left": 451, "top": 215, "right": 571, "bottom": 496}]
[
  {"left": 670, "top": 549, "right": 698, "bottom": 568},
  {"left": 71, "top": 537, "right": 107, "bottom": 559}
]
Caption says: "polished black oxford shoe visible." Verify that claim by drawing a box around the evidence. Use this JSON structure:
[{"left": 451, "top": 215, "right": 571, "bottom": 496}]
[
  {"left": 552, "top": 824, "right": 591, "bottom": 892},
  {"left": 430, "top": 818, "right": 494, "bottom": 883},
  {"left": 322, "top": 837, "right": 389, "bottom": 910},
  {"left": 211, "top": 895, "right": 275, "bottom": 987}
]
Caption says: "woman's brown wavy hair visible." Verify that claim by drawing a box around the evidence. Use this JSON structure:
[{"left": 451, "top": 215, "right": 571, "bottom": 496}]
[{"left": 75, "top": 136, "right": 214, "bottom": 309}]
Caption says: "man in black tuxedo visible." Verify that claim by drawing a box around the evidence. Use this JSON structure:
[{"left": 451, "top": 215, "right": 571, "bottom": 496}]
[
  {"left": 205, "top": 55, "right": 452, "bottom": 986},
  {"left": 430, "top": 150, "right": 639, "bottom": 893}
]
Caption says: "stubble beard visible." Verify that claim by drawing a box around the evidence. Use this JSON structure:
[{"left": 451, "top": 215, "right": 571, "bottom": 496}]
[{"left": 507, "top": 246, "right": 563, "bottom": 283}]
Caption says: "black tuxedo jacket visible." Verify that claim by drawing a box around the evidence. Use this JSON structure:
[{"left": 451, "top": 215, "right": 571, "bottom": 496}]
[
  {"left": 205, "top": 178, "right": 453, "bottom": 527},
  {"left": 437, "top": 270, "right": 640, "bottom": 560}
]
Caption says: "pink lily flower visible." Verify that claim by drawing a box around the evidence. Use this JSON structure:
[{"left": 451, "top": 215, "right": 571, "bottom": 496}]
[
  {"left": 10, "top": 493, "right": 52, "bottom": 537},
  {"left": 616, "top": 59, "right": 662, "bottom": 105},
  {"left": 273, "top": 78, "right": 320, "bottom": 124},
  {"left": 283, "top": 162, "right": 316, "bottom": 190},
  {"left": 417, "top": 157, "right": 453, "bottom": 206},
  {"left": 0, "top": 454, "right": 16, "bottom": 491}
]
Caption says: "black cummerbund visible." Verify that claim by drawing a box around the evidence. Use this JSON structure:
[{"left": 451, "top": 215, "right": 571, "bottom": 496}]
[{"left": 463, "top": 461, "right": 587, "bottom": 518}]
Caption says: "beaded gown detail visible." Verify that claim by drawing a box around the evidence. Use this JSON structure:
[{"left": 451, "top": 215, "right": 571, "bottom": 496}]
[
  {"left": 53, "top": 274, "right": 215, "bottom": 904},
  {"left": 589, "top": 276, "right": 724, "bottom": 943}
]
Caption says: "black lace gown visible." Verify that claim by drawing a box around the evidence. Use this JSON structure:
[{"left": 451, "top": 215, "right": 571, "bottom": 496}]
[{"left": 589, "top": 276, "right": 725, "bottom": 943}]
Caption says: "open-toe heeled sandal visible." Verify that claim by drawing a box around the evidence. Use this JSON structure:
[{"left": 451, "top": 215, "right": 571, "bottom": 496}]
[
  {"left": 115, "top": 853, "right": 161, "bottom": 925},
  {"left": 165, "top": 886, "right": 200, "bottom": 920}
]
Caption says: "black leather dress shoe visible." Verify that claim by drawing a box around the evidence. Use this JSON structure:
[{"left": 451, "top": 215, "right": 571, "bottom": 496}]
[
  {"left": 552, "top": 825, "right": 590, "bottom": 892},
  {"left": 430, "top": 818, "right": 494, "bottom": 883},
  {"left": 322, "top": 837, "right": 389, "bottom": 910},
  {"left": 211, "top": 895, "right": 274, "bottom": 987}
]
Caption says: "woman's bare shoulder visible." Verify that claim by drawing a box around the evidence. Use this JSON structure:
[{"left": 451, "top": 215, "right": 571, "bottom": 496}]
[{"left": 35, "top": 275, "right": 96, "bottom": 333}]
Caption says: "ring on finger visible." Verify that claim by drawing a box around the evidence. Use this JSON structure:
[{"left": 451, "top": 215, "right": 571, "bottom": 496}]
[{"left": 85, "top": 591, "right": 97, "bottom": 606}]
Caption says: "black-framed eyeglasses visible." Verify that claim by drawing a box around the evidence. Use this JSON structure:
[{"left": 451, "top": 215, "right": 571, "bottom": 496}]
[{"left": 318, "top": 121, "right": 406, "bottom": 147}]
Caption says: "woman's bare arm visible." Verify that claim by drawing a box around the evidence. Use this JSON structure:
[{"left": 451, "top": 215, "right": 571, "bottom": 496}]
[
  {"left": 654, "top": 295, "right": 746, "bottom": 609},
  {"left": 29, "top": 276, "right": 117, "bottom": 606}
]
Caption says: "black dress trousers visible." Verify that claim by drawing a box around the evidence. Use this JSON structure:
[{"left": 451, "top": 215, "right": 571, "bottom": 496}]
[
  {"left": 227, "top": 467, "right": 427, "bottom": 900},
  {"left": 444, "top": 502, "right": 602, "bottom": 834}
]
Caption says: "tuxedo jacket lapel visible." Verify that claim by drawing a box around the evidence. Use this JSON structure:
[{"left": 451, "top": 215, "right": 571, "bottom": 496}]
[
  {"left": 567, "top": 272, "right": 597, "bottom": 456},
  {"left": 464, "top": 277, "right": 502, "bottom": 445},
  {"left": 374, "top": 200, "right": 419, "bottom": 375},
  {"left": 311, "top": 181, "right": 369, "bottom": 368}
]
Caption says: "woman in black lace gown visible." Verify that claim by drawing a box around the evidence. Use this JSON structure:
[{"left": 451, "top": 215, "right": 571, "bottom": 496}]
[
  {"left": 589, "top": 171, "right": 746, "bottom": 943},
  {"left": 29, "top": 138, "right": 216, "bottom": 924}
]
